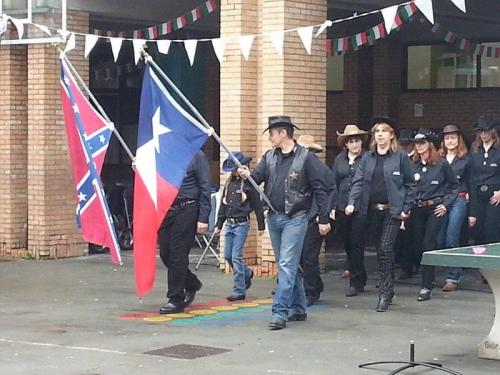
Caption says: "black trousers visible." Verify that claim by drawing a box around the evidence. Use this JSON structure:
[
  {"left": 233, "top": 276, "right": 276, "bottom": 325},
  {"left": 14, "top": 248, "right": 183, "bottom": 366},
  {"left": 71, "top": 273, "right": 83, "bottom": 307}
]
[
  {"left": 300, "top": 220, "right": 325, "bottom": 298},
  {"left": 475, "top": 188, "right": 500, "bottom": 245},
  {"left": 158, "top": 203, "right": 201, "bottom": 306},
  {"left": 367, "top": 209, "right": 401, "bottom": 297},
  {"left": 394, "top": 217, "right": 418, "bottom": 275},
  {"left": 337, "top": 211, "right": 367, "bottom": 290},
  {"left": 411, "top": 204, "right": 444, "bottom": 290}
]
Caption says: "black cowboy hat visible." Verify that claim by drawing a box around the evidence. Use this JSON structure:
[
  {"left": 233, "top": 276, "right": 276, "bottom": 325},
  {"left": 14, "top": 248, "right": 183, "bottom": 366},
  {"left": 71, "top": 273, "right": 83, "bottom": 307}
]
[
  {"left": 473, "top": 116, "right": 499, "bottom": 131},
  {"left": 414, "top": 128, "right": 440, "bottom": 148},
  {"left": 222, "top": 152, "right": 252, "bottom": 172},
  {"left": 370, "top": 116, "right": 398, "bottom": 130},
  {"left": 262, "top": 115, "right": 301, "bottom": 133}
]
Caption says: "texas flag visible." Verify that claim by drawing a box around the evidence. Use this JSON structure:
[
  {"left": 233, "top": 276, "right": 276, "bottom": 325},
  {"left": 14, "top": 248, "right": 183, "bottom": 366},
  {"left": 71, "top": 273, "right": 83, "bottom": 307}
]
[
  {"left": 60, "top": 59, "right": 122, "bottom": 265},
  {"left": 133, "top": 65, "right": 209, "bottom": 298}
]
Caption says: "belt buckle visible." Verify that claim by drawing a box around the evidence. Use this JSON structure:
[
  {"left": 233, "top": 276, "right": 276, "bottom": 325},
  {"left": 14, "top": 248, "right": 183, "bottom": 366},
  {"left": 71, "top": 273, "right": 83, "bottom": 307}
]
[
  {"left": 480, "top": 185, "right": 489, "bottom": 192},
  {"left": 227, "top": 217, "right": 235, "bottom": 224},
  {"left": 375, "top": 203, "right": 385, "bottom": 211}
]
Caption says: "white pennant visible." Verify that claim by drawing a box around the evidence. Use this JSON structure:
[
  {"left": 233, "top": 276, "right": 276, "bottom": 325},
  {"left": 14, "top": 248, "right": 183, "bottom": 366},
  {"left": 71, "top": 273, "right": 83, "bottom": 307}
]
[
  {"left": 211, "top": 38, "right": 226, "bottom": 64},
  {"left": 109, "top": 37, "right": 123, "bottom": 62},
  {"left": 34, "top": 24, "right": 51, "bottom": 36},
  {"left": 297, "top": 26, "right": 314, "bottom": 55},
  {"left": 133, "top": 39, "right": 146, "bottom": 65},
  {"left": 270, "top": 31, "right": 284, "bottom": 56},
  {"left": 84, "top": 34, "right": 99, "bottom": 59},
  {"left": 10, "top": 17, "right": 25, "bottom": 39},
  {"left": 184, "top": 39, "right": 198, "bottom": 66},
  {"left": 63, "top": 33, "right": 76, "bottom": 54},
  {"left": 315, "top": 20, "right": 333, "bottom": 37},
  {"left": 0, "top": 16, "right": 8, "bottom": 35},
  {"left": 240, "top": 35, "right": 255, "bottom": 61},
  {"left": 157, "top": 40, "right": 171, "bottom": 55},
  {"left": 450, "top": 0, "right": 466, "bottom": 13},
  {"left": 415, "top": 0, "right": 434, "bottom": 24},
  {"left": 381, "top": 5, "right": 399, "bottom": 34}
]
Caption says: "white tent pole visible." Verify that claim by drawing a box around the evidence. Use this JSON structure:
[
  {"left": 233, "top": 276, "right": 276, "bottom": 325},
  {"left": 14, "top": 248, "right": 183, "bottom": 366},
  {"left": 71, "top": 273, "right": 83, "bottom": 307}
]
[
  {"left": 62, "top": 0, "right": 67, "bottom": 35},
  {"left": 27, "top": 0, "right": 32, "bottom": 22}
]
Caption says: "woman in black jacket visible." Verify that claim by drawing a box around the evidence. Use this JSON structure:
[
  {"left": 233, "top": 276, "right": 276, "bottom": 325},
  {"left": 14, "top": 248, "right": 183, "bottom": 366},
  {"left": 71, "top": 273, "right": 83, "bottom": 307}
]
[
  {"left": 330, "top": 124, "right": 368, "bottom": 297},
  {"left": 411, "top": 129, "right": 459, "bottom": 302},
  {"left": 346, "top": 117, "right": 416, "bottom": 312},
  {"left": 470, "top": 116, "right": 500, "bottom": 245}
]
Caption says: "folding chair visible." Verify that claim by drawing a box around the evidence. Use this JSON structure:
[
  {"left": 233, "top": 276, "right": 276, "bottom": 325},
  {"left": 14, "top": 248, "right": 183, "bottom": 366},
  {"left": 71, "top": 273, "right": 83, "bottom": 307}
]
[{"left": 194, "top": 192, "right": 221, "bottom": 270}]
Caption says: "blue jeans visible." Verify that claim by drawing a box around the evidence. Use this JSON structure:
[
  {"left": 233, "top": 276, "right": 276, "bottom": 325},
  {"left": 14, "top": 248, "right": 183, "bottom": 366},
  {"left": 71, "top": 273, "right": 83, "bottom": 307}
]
[
  {"left": 267, "top": 213, "right": 308, "bottom": 321},
  {"left": 224, "top": 221, "right": 251, "bottom": 296},
  {"left": 437, "top": 196, "right": 467, "bottom": 284}
]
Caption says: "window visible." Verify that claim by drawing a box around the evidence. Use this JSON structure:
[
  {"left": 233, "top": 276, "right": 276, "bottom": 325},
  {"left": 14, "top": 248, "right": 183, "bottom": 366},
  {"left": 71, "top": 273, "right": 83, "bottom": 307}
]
[
  {"left": 327, "top": 55, "right": 344, "bottom": 91},
  {"left": 481, "top": 43, "right": 500, "bottom": 88},
  {"left": 407, "top": 45, "right": 477, "bottom": 89},
  {"left": 407, "top": 43, "right": 500, "bottom": 89}
]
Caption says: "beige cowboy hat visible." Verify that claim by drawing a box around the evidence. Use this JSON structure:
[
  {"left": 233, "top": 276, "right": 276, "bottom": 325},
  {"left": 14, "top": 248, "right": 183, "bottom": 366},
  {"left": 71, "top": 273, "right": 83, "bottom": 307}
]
[
  {"left": 297, "top": 134, "right": 324, "bottom": 153},
  {"left": 336, "top": 124, "right": 368, "bottom": 145}
]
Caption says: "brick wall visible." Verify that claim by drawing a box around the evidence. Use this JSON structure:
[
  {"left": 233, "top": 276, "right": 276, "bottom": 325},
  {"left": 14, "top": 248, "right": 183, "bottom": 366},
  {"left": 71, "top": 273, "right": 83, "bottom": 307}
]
[
  {"left": 0, "top": 44, "right": 28, "bottom": 258},
  {"left": 0, "top": 10, "right": 90, "bottom": 259}
]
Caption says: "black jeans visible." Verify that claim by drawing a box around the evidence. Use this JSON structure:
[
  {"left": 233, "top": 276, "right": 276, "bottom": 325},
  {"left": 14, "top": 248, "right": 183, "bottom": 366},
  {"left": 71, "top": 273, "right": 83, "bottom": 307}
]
[
  {"left": 394, "top": 217, "right": 418, "bottom": 275},
  {"left": 475, "top": 188, "right": 500, "bottom": 245},
  {"left": 411, "top": 204, "right": 444, "bottom": 290},
  {"left": 158, "top": 202, "right": 201, "bottom": 306},
  {"left": 367, "top": 208, "right": 401, "bottom": 297},
  {"left": 300, "top": 220, "right": 325, "bottom": 299},
  {"left": 337, "top": 211, "right": 367, "bottom": 290}
]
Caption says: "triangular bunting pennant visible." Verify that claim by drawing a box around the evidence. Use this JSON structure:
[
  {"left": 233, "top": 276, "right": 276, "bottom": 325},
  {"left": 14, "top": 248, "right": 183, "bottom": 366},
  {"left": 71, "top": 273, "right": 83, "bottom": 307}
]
[
  {"left": 297, "top": 26, "right": 314, "bottom": 55},
  {"left": 240, "top": 35, "right": 255, "bottom": 61},
  {"left": 157, "top": 40, "right": 171, "bottom": 55},
  {"left": 415, "top": 0, "right": 434, "bottom": 24},
  {"left": 381, "top": 5, "right": 399, "bottom": 34},
  {"left": 0, "top": 15, "right": 9, "bottom": 35},
  {"left": 63, "top": 33, "right": 76, "bottom": 54},
  {"left": 270, "top": 31, "right": 284, "bottom": 56},
  {"left": 450, "top": 0, "right": 466, "bottom": 13},
  {"left": 34, "top": 23, "right": 51, "bottom": 36},
  {"left": 10, "top": 17, "right": 25, "bottom": 39},
  {"left": 133, "top": 39, "right": 146, "bottom": 65},
  {"left": 109, "top": 37, "right": 123, "bottom": 62},
  {"left": 315, "top": 20, "right": 333, "bottom": 37},
  {"left": 184, "top": 39, "right": 198, "bottom": 66},
  {"left": 84, "top": 34, "right": 99, "bottom": 59},
  {"left": 211, "top": 38, "right": 226, "bottom": 64}
]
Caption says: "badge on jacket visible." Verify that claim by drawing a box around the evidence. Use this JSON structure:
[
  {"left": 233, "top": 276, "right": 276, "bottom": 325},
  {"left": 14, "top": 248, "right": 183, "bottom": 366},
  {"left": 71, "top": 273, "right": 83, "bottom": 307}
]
[{"left": 289, "top": 171, "right": 299, "bottom": 181}]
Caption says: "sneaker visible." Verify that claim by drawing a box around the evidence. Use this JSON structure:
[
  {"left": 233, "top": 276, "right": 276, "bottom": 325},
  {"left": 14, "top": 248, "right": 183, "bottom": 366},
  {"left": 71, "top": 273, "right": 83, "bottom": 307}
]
[
  {"left": 226, "top": 294, "right": 245, "bottom": 302},
  {"left": 442, "top": 282, "right": 457, "bottom": 292},
  {"left": 417, "top": 288, "right": 431, "bottom": 302}
]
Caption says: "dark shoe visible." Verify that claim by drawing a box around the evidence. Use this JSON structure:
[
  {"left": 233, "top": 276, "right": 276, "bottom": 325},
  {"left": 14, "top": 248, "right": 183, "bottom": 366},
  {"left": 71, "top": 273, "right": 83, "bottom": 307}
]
[
  {"left": 346, "top": 286, "right": 360, "bottom": 297},
  {"left": 417, "top": 289, "right": 431, "bottom": 302},
  {"left": 184, "top": 280, "right": 203, "bottom": 306},
  {"left": 306, "top": 295, "right": 316, "bottom": 307},
  {"left": 398, "top": 271, "right": 412, "bottom": 280},
  {"left": 376, "top": 297, "right": 391, "bottom": 312},
  {"left": 159, "top": 302, "right": 184, "bottom": 315},
  {"left": 288, "top": 313, "right": 307, "bottom": 322},
  {"left": 269, "top": 318, "right": 286, "bottom": 330},
  {"left": 226, "top": 294, "right": 245, "bottom": 302},
  {"left": 245, "top": 270, "right": 254, "bottom": 290}
]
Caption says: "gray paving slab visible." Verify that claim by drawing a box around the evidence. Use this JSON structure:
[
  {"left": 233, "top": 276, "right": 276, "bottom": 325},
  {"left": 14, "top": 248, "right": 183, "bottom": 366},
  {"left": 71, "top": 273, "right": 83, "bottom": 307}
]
[{"left": 1, "top": 251, "right": 499, "bottom": 375}]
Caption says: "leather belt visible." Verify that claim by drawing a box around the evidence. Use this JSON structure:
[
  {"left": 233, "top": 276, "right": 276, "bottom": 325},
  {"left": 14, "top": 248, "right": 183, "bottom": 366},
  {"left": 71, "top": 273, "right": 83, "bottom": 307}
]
[
  {"left": 171, "top": 199, "right": 197, "bottom": 209},
  {"left": 417, "top": 197, "right": 443, "bottom": 207},
  {"left": 227, "top": 216, "right": 249, "bottom": 224},
  {"left": 371, "top": 203, "right": 390, "bottom": 211}
]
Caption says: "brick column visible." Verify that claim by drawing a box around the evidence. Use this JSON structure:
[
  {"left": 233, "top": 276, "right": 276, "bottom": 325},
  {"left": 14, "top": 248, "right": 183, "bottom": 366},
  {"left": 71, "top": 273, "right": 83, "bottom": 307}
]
[
  {"left": 220, "top": 0, "right": 327, "bottom": 276},
  {"left": 0, "top": 44, "right": 28, "bottom": 258},
  {"left": 372, "top": 40, "right": 403, "bottom": 121},
  {"left": 27, "top": 11, "right": 89, "bottom": 259}
]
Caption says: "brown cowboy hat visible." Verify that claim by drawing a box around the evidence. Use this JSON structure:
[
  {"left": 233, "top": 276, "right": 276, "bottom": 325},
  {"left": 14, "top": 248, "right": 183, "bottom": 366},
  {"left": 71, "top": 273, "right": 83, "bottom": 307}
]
[
  {"left": 336, "top": 124, "right": 368, "bottom": 145},
  {"left": 297, "top": 134, "right": 324, "bottom": 153}
]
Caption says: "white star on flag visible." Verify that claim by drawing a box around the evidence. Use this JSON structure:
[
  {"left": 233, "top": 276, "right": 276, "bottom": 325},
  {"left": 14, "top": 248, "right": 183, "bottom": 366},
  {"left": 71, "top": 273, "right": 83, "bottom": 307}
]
[
  {"left": 73, "top": 103, "right": 79, "bottom": 114},
  {"left": 78, "top": 192, "right": 87, "bottom": 202},
  {"left": 152, "top": 107, "right": 171, "bottom": 152},
  {"left": 99, "top": 134, "right": 106, "bottom": 143}
]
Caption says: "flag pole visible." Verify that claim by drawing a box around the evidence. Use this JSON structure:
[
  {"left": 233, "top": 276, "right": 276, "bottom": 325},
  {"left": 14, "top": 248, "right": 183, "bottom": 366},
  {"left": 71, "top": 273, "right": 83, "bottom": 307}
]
[
  {"left": 61, "top": 55, "right": 136, "bottom": 164},
  {"left": 141, "top": 51, "right": 276, "bottom": 213}
]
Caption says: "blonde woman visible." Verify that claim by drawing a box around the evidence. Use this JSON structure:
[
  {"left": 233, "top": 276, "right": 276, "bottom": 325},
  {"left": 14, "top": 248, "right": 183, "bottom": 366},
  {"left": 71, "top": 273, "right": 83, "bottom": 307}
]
[{"left": 346, "top": 117, "right": 416, "bottom": 312}]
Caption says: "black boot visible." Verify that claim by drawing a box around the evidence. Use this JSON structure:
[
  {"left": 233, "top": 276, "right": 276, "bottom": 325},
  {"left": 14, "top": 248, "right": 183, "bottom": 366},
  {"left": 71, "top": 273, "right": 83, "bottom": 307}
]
[{"left": 376, "top": 293, "right": 392, "bottom": 312}]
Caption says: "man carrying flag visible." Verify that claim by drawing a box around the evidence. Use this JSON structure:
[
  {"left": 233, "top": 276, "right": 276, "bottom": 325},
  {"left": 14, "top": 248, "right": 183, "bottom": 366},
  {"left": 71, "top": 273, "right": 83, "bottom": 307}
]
[
  {"left": 60, "top": 59, "right": 122, "bottom": 265},
  {"left": 133, "top": 63, "right": 212, "bottom": 311}
]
